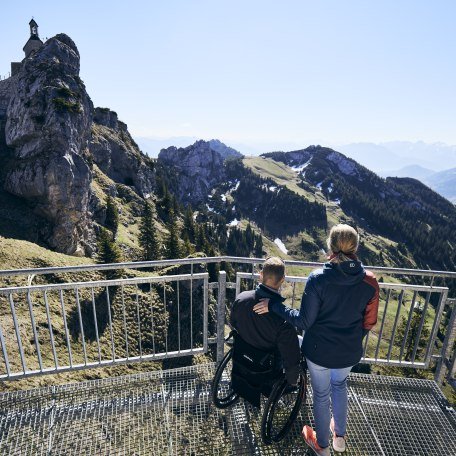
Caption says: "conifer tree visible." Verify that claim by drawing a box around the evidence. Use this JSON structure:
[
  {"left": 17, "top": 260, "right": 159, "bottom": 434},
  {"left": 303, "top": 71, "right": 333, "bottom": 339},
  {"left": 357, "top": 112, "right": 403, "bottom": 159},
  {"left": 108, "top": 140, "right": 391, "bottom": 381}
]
[
  {"left": 161, "top": 183, "right": 172, "bottom": 220},
  {"left": 182, "top": 232, "right": 194, "bottom": 257},
  {"left": 165, "top": 210, "right": 181, "bottom": 259},
  {"left": 254, "top": 234, "right": 263, "bottom": 257},
  {"left": 245, "top": 223, "right": 254, "bottom": 250},
  {"left": 195, "top": 225, "right": 208, "bottom": 253},
  {"left": 97, "top": 228, "right": 122, "bottom": 279},
  {"left": 183, "top": 206, "right": 196, "bottom": 242},
  {"left": 105, "top": 195, "right": 119, "bottom": 238},
  {"left": 139, "top": 201, "right": 160, "bottom": 261}
]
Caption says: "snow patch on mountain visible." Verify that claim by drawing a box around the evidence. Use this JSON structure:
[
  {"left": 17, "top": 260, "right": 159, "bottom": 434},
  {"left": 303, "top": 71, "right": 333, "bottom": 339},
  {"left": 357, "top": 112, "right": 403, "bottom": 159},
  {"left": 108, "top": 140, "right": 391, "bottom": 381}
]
[
  {"left": 291, "top": 159, "right": 312, "bottom": 173},
  {"left": 274, "top": 238, "right": 288, "bottom": 254}
]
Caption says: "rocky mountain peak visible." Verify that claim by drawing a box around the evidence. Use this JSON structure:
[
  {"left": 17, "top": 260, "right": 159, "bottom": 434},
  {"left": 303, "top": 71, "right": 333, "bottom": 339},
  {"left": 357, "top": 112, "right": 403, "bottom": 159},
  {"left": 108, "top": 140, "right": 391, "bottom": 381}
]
[
  {"left": 207, "top": 139, "right": 243, "bottom": 159},
  {"left": 158, "top": 140, "right": 242, "bottom": 204},
  {"left": 3, "top": 33, "right": 94, "bottom": 256}
]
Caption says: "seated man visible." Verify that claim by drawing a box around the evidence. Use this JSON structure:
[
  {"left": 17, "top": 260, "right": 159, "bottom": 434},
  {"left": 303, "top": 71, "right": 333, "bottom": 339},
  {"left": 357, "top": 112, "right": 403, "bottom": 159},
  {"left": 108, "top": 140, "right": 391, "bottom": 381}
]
[{"left": 230, "top": 256, "right": 301, "bottom": 390}]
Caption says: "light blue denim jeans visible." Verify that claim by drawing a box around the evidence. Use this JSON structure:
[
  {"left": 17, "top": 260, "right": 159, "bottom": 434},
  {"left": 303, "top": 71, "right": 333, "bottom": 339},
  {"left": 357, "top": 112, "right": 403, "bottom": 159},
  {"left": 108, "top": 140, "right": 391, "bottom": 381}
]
[{"left": 306, "top": 358, "right": 353, "bottom": 448}]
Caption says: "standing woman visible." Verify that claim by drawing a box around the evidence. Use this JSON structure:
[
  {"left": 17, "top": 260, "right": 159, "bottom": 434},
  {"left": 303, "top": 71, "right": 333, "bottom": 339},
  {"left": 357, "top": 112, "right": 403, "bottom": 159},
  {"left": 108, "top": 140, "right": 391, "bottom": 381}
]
[{"left": 254, "top": 224, "right": 379, "bottom": 456}]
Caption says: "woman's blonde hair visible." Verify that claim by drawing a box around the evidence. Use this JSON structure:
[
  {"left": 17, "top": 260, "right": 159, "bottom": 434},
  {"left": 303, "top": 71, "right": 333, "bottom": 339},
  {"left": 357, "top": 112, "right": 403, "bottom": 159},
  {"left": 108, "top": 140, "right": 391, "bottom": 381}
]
[{"left": 327, "top": 224, "right": 359, "bottom": 263}]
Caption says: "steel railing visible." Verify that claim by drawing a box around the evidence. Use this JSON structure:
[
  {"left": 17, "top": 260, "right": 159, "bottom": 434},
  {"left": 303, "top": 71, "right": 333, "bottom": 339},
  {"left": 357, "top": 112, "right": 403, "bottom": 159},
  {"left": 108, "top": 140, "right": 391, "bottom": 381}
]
[
  {"left": 1, "top": 256, "right": 455, "bottom": 281},
  {"left": 0, "top": 273, "right": 208, "bottom": 380},
  {"left": 0, "top": 256, "right": 455, "bottom": 388},
  {"left": 236, "top": 272, "right": 449, "bottom": 369}
]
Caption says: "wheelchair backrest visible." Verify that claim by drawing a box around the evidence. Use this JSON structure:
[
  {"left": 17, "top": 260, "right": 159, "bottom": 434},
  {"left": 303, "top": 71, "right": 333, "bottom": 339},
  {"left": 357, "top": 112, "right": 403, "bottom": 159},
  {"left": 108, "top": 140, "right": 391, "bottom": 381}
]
[
  {"left": 232, "top": 332, "right": 279, "bottom": 373},
  {"left": 230, "top": 332, "right": 283, "bottom": 407}
]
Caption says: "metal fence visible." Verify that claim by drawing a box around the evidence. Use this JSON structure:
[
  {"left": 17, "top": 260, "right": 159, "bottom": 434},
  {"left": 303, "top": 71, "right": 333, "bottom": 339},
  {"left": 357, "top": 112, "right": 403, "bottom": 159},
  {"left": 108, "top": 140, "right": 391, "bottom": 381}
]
[
  {"left": 236, "top": 272, "right": 449, "bottom": 369},
  {"left": 0, "top": 273, "right": 208, "bottom": 380},
  {"left": 0, "top": 256, "right": 455, "bottom": 387}
]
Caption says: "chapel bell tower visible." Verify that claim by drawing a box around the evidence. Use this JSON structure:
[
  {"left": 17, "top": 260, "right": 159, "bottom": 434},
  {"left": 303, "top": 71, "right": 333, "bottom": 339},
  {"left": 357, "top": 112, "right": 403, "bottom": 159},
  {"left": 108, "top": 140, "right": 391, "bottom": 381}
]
[{"left": 23, "top": 19, "right": 43, "bottom": 58}]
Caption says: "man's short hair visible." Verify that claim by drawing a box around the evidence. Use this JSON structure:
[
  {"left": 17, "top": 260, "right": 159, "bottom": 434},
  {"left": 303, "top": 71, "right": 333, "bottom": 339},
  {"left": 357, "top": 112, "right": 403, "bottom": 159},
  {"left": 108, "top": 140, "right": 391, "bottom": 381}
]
[{"left": 262, "top": 257, "right": 285, "bottom": 284}]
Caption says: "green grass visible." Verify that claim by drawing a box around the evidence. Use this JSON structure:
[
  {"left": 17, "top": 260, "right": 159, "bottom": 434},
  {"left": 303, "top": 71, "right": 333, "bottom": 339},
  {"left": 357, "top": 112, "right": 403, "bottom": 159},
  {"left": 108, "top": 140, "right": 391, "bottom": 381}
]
[{"left": 52, "top": 97, "right": 81, "bottom": 113}]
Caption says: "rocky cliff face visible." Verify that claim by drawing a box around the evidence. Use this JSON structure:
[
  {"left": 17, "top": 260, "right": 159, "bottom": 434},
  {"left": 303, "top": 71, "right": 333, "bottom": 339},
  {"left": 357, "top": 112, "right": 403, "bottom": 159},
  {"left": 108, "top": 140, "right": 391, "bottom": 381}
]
[
  {"left": 4, "top": 34, "right": 94, "bottom": 256},
  {"left": 90, "top": 107, "right": 155, "bottom": 197},
  {"left": 1, "top": 34, "right": 157, "bottom": 256},
  {"left": 158, "top": 140, "right": 242, "bottom": 204}
]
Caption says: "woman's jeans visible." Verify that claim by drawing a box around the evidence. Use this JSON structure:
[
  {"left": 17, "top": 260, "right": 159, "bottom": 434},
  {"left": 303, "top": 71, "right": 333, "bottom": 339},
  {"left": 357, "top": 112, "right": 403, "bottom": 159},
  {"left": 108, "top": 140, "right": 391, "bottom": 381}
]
[{"left": 306, "top": 359, "right": 353, "bottom": 448}]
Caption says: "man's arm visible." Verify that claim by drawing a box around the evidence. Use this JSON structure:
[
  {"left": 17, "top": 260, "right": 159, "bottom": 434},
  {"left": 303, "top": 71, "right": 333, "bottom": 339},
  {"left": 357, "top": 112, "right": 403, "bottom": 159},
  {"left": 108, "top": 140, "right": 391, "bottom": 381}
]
[
  {"left": 269, "top": 275, "right": 321, "bottom": 331},
  {"left": 276, "top": 322, "right": 301, "bottom": 385}
]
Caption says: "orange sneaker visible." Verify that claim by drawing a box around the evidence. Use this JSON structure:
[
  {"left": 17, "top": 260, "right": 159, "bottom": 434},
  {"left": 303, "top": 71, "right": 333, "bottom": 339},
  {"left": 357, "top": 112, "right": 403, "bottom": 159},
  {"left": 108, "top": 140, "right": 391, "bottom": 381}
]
[
  {"left": 330, "top": 417, "right": 347, "bottom": 453},
  {"left": 302, "top": 425, "right": 330, "bottom": 456}
]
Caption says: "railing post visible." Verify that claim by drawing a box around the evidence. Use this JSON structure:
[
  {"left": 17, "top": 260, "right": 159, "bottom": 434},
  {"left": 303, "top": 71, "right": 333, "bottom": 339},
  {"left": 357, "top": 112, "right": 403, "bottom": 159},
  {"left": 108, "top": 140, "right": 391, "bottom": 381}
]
[
  {"left": 435, "top": 298, "right": 456, "bottom": 385},
  {"left": 216, "top": 271, "right": 227, "bottom": 363}
]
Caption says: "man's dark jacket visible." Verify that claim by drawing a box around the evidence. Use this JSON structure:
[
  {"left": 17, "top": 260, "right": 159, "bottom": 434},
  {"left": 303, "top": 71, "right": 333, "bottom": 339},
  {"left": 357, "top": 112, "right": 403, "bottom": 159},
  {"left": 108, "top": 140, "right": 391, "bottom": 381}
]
[{"left": 230, "top": 284, "right": 300, "bottom": 385}]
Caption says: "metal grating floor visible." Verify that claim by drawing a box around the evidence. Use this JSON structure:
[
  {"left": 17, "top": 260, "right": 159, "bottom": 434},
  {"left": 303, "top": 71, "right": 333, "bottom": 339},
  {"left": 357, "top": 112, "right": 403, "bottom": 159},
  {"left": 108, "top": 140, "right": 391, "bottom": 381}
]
[{"left": 0, "top": 364, "right": 455, "bottom": 455}]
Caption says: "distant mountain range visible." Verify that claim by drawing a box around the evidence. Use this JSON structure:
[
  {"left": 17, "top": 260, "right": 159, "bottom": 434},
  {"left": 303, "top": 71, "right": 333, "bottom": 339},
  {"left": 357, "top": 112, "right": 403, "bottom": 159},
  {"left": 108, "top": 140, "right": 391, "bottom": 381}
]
[
  {"left": 424, "top": 168, "right": 456, "bottom": 204},
  {"left": 137, "top": 136, "right": 456, "bottom": 203},
  {"left": 338, "top": 141, "right": 456, "bottom": 173},
  {"left": 137, "top": 137, "right": 456, "bottom": 173}
]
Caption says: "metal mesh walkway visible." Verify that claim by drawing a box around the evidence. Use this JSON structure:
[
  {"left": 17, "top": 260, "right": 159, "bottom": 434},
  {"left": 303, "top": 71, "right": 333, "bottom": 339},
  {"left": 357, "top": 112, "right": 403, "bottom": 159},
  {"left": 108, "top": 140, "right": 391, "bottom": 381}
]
[{"left": 0, "top": 363, "right": 455, "bottom": 455}]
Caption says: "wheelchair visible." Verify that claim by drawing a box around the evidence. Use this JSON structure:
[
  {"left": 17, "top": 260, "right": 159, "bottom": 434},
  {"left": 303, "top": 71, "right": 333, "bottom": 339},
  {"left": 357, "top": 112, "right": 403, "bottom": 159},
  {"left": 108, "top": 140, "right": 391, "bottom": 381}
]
[{"left": 211, "top": 330, "right": 307, "bottom": 445}]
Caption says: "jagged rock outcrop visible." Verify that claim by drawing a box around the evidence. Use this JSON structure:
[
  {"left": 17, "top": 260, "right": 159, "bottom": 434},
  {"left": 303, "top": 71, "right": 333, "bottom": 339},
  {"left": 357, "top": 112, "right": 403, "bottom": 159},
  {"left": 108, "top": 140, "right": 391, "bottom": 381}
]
[
  {"left": 4, "top": 34, "right": 94, "bottom": 256},
  {"left": 158, "top": 140, "right": 242, "bottom": 204},
  {"left": 90, "top": 107, "right": 155, "bottom": 197}
]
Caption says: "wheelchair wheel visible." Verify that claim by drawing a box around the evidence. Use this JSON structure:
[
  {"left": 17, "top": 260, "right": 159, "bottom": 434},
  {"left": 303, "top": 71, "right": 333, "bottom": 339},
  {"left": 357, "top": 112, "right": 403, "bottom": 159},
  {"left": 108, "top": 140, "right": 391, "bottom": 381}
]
[
  {"left": 212, "top": 348, "right": 239, "bottom": 409},
  {"left": 261, "top": 371, "right": 306, "bottom": 444}
]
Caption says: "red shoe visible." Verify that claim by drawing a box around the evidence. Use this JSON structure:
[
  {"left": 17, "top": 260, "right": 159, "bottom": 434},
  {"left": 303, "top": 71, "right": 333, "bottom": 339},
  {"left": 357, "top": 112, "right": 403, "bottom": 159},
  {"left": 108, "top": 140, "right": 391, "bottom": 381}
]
[{"left": 302, "top": 425, "right": 330, "bottom": 456}]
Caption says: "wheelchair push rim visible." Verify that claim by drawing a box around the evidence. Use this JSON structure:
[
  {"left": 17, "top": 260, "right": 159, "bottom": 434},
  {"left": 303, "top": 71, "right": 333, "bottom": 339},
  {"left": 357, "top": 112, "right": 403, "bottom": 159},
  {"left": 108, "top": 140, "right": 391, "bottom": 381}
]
[
  {"left": 261, "top": 370, "right": 306, "bottom": 444},
  {"left": 211, "top": 348, "right": 239, "bottom": 409}
]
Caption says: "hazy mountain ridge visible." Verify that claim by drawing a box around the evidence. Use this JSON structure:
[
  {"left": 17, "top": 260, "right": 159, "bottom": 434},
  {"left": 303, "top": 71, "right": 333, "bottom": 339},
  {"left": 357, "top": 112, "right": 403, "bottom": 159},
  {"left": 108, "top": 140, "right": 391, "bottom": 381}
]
[
  {"left": 339, "top": 141, "right": 456, "bottom": 173},
  {"left": 424, "top": 168, "right": 456, "bottom": 203}
]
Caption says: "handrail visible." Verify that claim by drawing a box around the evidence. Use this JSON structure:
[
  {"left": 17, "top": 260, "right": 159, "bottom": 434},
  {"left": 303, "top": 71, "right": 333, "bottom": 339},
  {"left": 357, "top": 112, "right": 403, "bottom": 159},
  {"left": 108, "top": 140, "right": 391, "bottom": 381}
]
[{"left": 0, "top": 256, "right": 455, "bottom": 279}]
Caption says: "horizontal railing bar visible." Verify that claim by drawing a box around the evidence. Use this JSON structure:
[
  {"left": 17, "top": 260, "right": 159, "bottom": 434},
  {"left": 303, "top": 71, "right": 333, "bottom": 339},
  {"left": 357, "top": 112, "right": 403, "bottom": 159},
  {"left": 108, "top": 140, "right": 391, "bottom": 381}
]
[
  {"left": 236, "top": 272, "right": 448, "bottom": 292},
  {"left": 0, "top": 256, "right": 455, "bottom": 279},
  {"left": 0, "top": 273, "right": 208, "bottom": 295},
  {"left": 0, "top": 348, "right": 205, "bottom": 381},
  {"left": 361, "top": 358, "right": 427, "bottom": 368}
]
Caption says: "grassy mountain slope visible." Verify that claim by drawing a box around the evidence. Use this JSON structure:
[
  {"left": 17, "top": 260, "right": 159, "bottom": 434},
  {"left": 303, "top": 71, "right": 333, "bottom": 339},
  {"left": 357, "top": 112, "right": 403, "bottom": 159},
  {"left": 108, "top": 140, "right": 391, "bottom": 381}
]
[{"left": 242, "top": 156, "right": 412, "bottom": 270}]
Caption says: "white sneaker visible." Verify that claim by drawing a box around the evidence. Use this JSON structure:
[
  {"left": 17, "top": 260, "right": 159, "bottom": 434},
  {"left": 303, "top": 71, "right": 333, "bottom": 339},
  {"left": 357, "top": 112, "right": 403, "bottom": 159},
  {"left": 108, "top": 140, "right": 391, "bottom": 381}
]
[{"left": 330, "top": 417, "right": 346, "bottom": 453}]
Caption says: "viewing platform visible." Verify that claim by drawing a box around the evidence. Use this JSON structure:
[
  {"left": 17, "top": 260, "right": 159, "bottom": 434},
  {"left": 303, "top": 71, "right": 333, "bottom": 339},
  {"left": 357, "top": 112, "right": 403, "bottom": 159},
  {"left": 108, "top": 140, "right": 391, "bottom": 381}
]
[
  {"left": 1, "top": 363, "right": 455, "bottom": 455},
  {"left": 0, "top": 257, "right": 455, "bottom": 455}
]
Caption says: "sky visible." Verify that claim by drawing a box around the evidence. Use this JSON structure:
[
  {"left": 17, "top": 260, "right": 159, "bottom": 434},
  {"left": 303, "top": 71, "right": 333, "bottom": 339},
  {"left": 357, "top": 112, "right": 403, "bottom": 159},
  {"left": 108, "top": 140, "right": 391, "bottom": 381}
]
[{"left": 1, "top": 0, "right": 456, "bottom": 150}]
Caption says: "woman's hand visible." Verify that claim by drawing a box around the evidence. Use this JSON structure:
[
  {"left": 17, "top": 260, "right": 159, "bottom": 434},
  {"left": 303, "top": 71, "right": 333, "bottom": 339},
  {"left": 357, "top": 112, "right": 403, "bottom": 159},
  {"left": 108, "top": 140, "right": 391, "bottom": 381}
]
[{"left": 253, "top": 298, "right": 270, "bottom": 314}]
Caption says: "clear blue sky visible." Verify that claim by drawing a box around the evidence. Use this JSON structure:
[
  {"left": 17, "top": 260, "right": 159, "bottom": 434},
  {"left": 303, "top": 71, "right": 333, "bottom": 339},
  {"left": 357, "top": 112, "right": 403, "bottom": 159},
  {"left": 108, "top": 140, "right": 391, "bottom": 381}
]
[{"left": 1, "top": 0, "right": 456, "bottom": 147}]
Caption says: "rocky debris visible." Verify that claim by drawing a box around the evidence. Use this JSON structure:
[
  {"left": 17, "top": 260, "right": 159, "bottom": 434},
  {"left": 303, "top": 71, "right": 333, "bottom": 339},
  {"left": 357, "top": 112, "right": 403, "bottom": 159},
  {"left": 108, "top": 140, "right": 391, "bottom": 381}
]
[
  {"left": 90, "top": 108, "right": 155, "bottom": 197},
  {"left": 3, "top": 34, "right": 94, "bottom": 256},
  {"left": 158, "top": 140, "right": 243, "bottom": 204}
]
